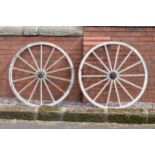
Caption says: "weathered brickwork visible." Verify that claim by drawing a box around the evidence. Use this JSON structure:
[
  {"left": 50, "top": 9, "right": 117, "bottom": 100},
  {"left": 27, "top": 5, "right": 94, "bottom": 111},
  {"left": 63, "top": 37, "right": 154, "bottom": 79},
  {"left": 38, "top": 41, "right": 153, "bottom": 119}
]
[{"left": 0, "top": 26, "right": 155, "bottom": 105}]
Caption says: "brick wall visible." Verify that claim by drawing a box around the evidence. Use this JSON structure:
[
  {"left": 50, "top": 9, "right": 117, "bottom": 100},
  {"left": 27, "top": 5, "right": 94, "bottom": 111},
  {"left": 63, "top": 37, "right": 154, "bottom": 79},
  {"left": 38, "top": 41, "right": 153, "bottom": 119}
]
[{"left": 0, "top": 26, "right": 155, "bottom": 105}]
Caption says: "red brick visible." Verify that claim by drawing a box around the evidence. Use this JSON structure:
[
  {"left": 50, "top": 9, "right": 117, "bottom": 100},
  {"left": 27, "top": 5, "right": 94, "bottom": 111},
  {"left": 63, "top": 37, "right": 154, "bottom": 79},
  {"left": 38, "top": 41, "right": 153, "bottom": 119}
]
[
  {"left": 134, "top": 37, "right": 153, "bottom": 41},
  {"left": 84, "top": 41, "right": 103, "bottom": 46},
  {"left": 131, "top": 32, "right": 146, "bottom": 36},
  {"left": 84, "top": 36, "right": 111, "bottom": 41}
]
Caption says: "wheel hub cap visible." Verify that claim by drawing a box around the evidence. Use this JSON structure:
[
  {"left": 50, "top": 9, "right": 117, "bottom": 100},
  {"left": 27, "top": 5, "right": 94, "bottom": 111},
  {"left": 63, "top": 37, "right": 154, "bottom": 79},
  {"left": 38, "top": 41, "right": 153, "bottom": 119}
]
[
  {"left": 37, "top": 71, "right": 45, "bottom": 79},
  {"left": 109, "top": 72, "right": 117, "bottom": 80}
]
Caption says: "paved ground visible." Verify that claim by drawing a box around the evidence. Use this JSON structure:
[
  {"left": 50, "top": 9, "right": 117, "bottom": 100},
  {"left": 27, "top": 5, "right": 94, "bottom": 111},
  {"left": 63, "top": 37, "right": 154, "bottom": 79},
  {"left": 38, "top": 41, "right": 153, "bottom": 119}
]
[{"left": 0, "top": 120, "right": 155, "bottom": 129}]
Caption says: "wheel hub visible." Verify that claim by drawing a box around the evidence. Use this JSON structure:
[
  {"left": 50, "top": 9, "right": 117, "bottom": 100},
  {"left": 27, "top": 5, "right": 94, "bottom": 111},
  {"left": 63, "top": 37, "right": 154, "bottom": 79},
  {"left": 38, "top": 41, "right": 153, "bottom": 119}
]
[
  {"left": 109, "top": 72, "right": 117, "bottom": 80},
  {"left": 37, "top": 71, "right": 46, "bottom": 79}
]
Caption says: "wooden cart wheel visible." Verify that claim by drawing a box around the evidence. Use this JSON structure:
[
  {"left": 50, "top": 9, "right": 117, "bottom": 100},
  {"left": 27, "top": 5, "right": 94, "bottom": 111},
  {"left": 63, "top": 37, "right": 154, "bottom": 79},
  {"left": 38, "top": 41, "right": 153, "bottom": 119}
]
[
  {"left": 79, "top": 41, "right": 148, "bottom": 109},
  {"left": 9, "top": 42, "right": 74, "bottom": 107}
]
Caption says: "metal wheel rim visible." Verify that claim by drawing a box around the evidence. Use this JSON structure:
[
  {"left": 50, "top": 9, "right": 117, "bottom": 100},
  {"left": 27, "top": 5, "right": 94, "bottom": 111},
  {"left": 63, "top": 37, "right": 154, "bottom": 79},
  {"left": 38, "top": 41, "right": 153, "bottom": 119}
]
[
  {"left": 9, "top": 42, "right": 75, "bottom": 107},
  {"left": 79, "top": 41, "right": 148, "bottom": 109}
]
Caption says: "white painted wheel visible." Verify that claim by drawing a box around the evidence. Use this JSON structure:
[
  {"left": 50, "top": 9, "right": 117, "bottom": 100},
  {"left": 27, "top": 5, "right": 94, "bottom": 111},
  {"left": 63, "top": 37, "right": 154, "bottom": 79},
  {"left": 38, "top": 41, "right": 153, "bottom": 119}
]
[
  {"left": 79, "top": 41, "right": 148, "bottom": 109},
  {"left": 9, "top": 42, "right": 74, "bottom": 107}
]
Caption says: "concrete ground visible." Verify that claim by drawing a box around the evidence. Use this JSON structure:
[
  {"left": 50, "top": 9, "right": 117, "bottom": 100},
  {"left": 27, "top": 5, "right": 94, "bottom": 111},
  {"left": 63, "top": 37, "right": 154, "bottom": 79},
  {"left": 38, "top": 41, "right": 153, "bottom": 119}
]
[
  {"left": 0, "top": 120, "right": 155, "bottom": 129},
  {"left": 1, "top": 103, "right": 155, "bottom": 124}
]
